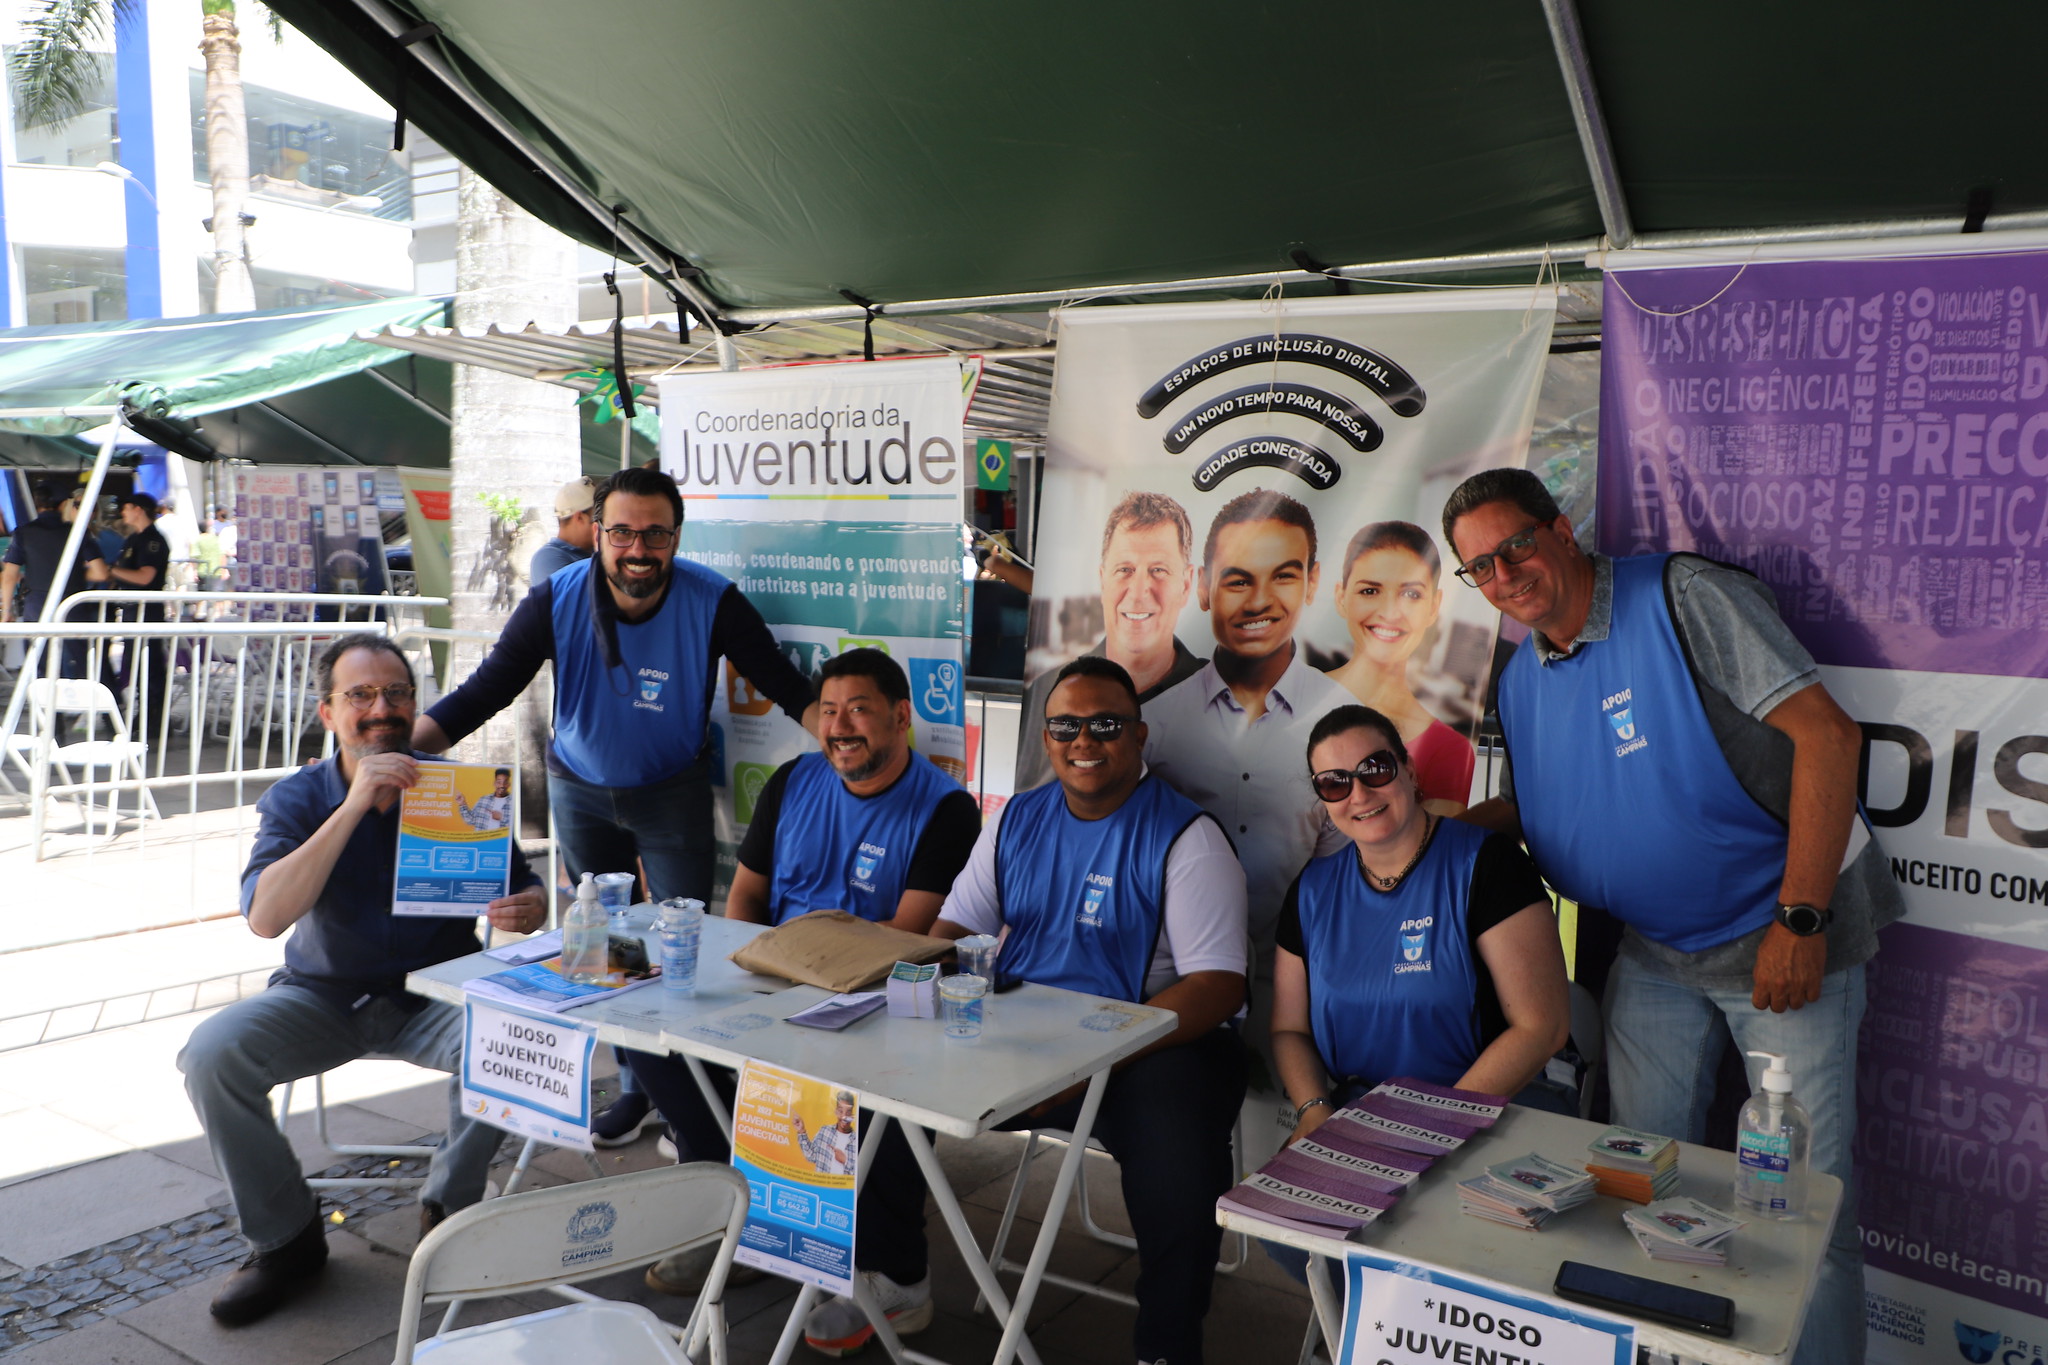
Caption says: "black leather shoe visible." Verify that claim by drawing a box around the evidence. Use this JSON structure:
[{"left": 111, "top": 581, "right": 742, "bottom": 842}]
[
  {"left": 209, "top": 1217, "right": 329, "bottom": 1326},
  {"left": 419, "top": 1200, "right": 448, "bottom": 1238}
]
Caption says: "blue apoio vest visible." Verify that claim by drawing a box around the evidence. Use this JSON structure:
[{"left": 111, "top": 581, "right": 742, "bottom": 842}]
[
  {"left": 1295, "top": 817, "right": 1490, "bottom": 1088},
  {"left": 993, "top": 776, "right": 1206, "bottom": 1001},
  {"left": 769, "top": 751, "right": 959, "bottom": 924},
  {"left": 549, "top": 557, "right": 728, "bottom": 787},
  {"left": 1496, "top": 554, "right": 1785, "bottom": 952}
]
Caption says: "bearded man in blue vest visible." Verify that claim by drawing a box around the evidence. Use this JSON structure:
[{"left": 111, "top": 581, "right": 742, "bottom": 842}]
[
  {"left": 823, "top": 654, "right": 1249, "bottom": 1365},
  {"left": 1445, "top": 468, "right": 1901, "bottom": 1365},
  {"left": 414, "top": 465, "right": 818, "bottom": 1146},
  {"left": 624, "top": 648, "right": 981, "bottom": 1310}
]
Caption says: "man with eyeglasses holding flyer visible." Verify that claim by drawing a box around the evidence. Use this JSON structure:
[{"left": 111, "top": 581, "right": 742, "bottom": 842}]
[
  {"left": 178, "top": 634, "right": 547, "bottom": 1326},
  {"left": 415, "top": 467, "right": 818, "bottom": 1137},
  {"left": 1442, "top": 467, "right": 1899, "bottom": 1365},
  {"left": 822, "top": 655, "right": 1248, "bottom": 1364}
]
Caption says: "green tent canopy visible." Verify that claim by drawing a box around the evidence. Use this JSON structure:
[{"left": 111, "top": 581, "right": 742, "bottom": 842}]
[
  {"left": 0, "top": 298, "right": 656, "bottom": 474},
  {"left": 266, "top": 1, "right": 2048, "bottom": 324},
  {"left": 0, "top": 297, "right": 450, "bottom": 435}
]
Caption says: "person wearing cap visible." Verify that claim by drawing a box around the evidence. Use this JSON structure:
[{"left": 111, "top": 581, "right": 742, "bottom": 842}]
[
  {"left": 2, "top": 485, "right": 109, "bottom": 682},
  {"left": 529, "top": 476, "right": 598, "bottom": 582},
  {"left": 104, "top": 491, "right": 172, "bottom": 740}
]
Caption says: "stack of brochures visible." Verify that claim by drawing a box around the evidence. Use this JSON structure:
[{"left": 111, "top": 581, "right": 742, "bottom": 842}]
[
  {"left": 1457, "top": 1153, "right": 1596, "bottom": 1230},
  {"left": 1217, "top": 1078, "right": 1506, "bottom": 1239},
  {"left": 1624, "top": 1196, "right": 1743, "bottom": 1265},
  {"left": 462, "top": 958, "right": 661, "bottom": 1013},
  {"left": 1585, "top": 1125, "right": 1679, "bottom": 1203}
]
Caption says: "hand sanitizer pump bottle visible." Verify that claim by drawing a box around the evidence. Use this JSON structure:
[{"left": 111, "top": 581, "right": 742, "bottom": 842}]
[
  {"left": 561, "top": 872, "right": 609, "bottom": 985},
  {"left": 1734, "top": 1050, "right": 1811, "bottom": 1219}
]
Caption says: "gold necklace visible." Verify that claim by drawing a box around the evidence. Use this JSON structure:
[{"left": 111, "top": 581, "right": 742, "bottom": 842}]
[{"left": 1358, "top": 814, "right": 1436, "bottom": 892}]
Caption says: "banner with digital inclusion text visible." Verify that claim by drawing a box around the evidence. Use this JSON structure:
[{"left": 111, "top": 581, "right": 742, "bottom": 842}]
[
  {"left": 658, "top": 358, "right": 971, "bottom": 903},
  {"left": 1599, "top": 243, "right": 2048, "bottom": 1363},
  {"left": 1034, "top": 292, "right": 1553, "bottom": 1167}
]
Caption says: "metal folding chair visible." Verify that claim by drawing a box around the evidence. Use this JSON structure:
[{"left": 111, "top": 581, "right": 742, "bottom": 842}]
[{"left": 392, "top": 1163, "right": 750, "bottom": 1365}]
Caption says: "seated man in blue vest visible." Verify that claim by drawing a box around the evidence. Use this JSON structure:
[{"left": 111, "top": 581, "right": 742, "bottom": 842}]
[
  {"left": 815, "top": 655, "right": 1249, "bottom": 1365},
  {"left": 626, "top": 649, "right": 981, "bottom": 1308},
  {"left": 1444, "top": 468, "right": 1901, "bottom": 1365}
]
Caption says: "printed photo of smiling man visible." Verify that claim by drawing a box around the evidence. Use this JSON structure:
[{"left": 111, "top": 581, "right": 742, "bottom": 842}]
[
  {"left": 1141, "top": 487, "right": 1351, "bottom": 945},
  {"left": 1013, "top": 491, "right": 1208, "bottom": 792}
]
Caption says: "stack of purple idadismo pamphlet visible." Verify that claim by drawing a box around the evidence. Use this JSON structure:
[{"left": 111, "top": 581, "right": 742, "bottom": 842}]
[{"left": 1218, "top": 1078, "right": 1507, "bottom": 1239}]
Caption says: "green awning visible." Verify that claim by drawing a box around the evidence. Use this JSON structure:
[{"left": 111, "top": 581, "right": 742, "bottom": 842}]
[
  {"left": 0, "top": 297, "right": 450, "bottom": 435},
  {"left": 265, "top": 1, "right": 2048, "bottom": 322}
]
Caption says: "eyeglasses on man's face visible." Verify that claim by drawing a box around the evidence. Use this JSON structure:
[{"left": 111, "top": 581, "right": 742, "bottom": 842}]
[
  {"left": 1453, "top": 526, "right": 1544, "bottom": 588},
  {"left": 1045, "top": 713, "right": 1137, "bottom": 744},
  {"left": 330, "top": 683, "right": 416, "bottom": 710},
  {"left": 602, "top": 524, "right": 677, "bottom": 550}
]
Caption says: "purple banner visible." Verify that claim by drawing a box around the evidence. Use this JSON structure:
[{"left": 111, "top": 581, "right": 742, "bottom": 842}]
[
  {"left": 1857, "top": 921, "right": 2048, "bottom": 1320},
  {"left": 1599, "top": 252, "right": 2048, "bottom": 680}
]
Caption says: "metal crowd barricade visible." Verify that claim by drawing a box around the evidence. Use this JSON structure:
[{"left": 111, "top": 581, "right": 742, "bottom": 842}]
[{"left": 0, "top": 592, "right": 450, "bottom": 863}]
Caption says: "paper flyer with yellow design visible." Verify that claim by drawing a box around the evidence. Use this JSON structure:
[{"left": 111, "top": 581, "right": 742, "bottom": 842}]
[
  {"left": 731, "top": 1060, "right": 859, "bottom": 1292},
  {"left": 393, "top": 762, "right": 515, "bottom": 917}
]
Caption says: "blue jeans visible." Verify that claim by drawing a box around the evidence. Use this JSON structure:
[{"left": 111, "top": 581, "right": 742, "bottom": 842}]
[
  {"left": 1605, "top": 953, "right": 1866, "bottom": 1365},
  {"left": 549, "top": 756, "right": 715, "bottom": 1100},
  {"left": 546, "top": 756, "right": 715, "bottom": 902},
  {"left": 177, "top": 985, "right": 506, "bottom": 1254}
]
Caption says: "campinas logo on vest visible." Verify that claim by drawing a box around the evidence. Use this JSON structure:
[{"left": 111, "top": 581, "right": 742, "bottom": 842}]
[
  {"left": 636, "top": 666, "right": 667, "bottom": 711},
  {"left": 852, "top": 842, "right": 885, "bottom": 893},
  {"left": 1079, "top": 873, "right": 1113, "bottom": 928},
  {"left": 1602, "top": 687, "right": 1648, "bottom": 758},
  {"left": 1394, "top": 916, "right": 1434, "bottom": 975}
]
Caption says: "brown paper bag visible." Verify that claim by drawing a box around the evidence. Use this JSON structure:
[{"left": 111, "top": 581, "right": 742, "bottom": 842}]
[{"left": 728, "top": 910, "right": 953, "bottom": 992}]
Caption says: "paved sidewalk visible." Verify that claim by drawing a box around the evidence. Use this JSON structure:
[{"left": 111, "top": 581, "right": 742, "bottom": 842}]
[{"left": 0, "top": 930, "right": 1313, "bottom": 1364}]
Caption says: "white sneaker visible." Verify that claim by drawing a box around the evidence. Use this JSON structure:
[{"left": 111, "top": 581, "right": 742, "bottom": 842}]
[
  {"left": 802, "top": 1270, "right": 933, "bottom": 1356},
  {"left": 657, "top": 1132, "right": 679, "bottom": 1162}
]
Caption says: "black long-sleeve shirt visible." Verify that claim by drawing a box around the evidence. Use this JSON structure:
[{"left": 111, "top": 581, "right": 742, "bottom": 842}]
[{"left": 427, "top": 571, "right": 813, "bottom": 781}]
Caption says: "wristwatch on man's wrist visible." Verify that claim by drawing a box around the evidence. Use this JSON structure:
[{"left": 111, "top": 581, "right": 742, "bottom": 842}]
[{"left": 1774, "top": 902, "right": 1833, "bottom": 936}]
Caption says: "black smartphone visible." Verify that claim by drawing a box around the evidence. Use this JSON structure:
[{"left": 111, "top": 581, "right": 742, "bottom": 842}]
[{"left": 1553, "top": 1260, "right": 1735, "bottom": 1338}]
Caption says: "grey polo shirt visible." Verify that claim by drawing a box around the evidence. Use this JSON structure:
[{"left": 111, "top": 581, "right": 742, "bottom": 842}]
[{"left": 1501, "top": 553, "right": 1903, "bottom": 988}]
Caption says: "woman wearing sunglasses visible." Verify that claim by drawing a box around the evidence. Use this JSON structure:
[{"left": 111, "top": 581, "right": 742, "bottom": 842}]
[{"left": 1273, "top": 704, "right": 1571, "bottom": 1151}]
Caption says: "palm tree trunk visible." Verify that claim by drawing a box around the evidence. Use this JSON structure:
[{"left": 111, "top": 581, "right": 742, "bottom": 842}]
[
  {"left": 447, "top": 168, "right": 579, "bottom": 834},
  {"left": 199, "top": 1, "right": 254, "bottom": 312}
]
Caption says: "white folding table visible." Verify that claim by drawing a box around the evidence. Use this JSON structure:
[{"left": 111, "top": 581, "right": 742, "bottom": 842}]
[
  {"left": 663, "top": 982, "right": 1177, "bottom": 1365},
  {"left": 1219, "top": 1105, "right": 1841, "bottom": 1365}
]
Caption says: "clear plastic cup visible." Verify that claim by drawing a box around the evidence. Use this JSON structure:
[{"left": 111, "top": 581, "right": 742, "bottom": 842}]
[
  {"left": 655, "top": 897, "right": 704, "bottom": 995},
  {"left": 938, "top": 974, "right": 987, "bottom": 1042},
  {"left": 594, "top": 872, "right": 637, "bottom": 933},
  {"left": 955, "top": 934, "right": 1000, "bottom": 983}
]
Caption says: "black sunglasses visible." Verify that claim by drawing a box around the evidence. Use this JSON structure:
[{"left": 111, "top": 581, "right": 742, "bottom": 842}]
[
  {"left": 1045, "top": 713, "right": 1137, "bottom": 743},
  {"left": 1309, "top": 751, "right": 1401, "bottom": 802}
]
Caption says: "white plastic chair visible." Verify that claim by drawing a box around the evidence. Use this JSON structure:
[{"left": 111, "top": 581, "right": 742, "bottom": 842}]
[
  {"left": 392, "top": 1162, "right": 751, "bottom": 1365},
  {"left": 13, "top": 678, "right": 160, "bottom": 852},
  {"left": 978, "top": 1116, "right": 1247, "bottom": 1312}
]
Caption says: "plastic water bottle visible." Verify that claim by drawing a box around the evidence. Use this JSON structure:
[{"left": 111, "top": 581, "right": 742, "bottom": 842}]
[
  {"left": 1734, "top": 1050, "right": 1811, "bottom": 1219},
  {"left": 560, "top": 872, "right": 609, "bottom": 985},
  {"left": 656, "top": 898, "right": 704, "bottom": 995}
]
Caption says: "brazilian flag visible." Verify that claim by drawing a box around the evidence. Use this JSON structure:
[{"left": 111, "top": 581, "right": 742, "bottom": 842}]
[{"left": 975, "top": 438, "right": 1011, "bottom": 492}]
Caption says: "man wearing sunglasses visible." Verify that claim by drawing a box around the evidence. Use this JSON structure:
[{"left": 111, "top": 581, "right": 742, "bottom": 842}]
[
  {"left": 839, "top": 655, "right": 1248, "bottom": 1365},
  {"left": 178, "top": 634, "right": 547, "bottom": 1326},
  {"left": 1443, "top": 468, "right": 1899, "bottom": 1365},
  {"left": 416, "top": 466, "right": 818, "bottom": 1145}
]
